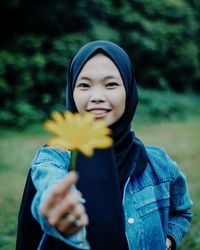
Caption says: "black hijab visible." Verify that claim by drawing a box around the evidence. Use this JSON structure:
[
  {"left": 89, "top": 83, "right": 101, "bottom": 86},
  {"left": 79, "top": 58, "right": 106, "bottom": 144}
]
[{"left": 66, "top": 40, "right": 147, "bottom": 183}]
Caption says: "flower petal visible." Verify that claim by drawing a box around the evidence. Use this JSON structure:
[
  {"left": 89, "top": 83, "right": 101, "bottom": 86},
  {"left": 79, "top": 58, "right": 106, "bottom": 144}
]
[
  {"left": 44, "top": 121, "right": 63, "bottom": 136},
  {"left": 52, "top": 111, "right": 64, "bottom": 124},
  {"left": 44, "top": 111, "right": 113, "bottom": 156},
  {"left": 47, "top": 137, "right": 75, "bottom": 150},
  {"left": 79, "top": 144, "right": 94, "bottom": 157}
]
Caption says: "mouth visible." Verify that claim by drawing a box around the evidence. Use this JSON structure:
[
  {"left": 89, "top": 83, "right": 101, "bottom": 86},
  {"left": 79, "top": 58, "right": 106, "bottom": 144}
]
[{"left": 87, "top": 108, "right": 112, "bottom": 119}]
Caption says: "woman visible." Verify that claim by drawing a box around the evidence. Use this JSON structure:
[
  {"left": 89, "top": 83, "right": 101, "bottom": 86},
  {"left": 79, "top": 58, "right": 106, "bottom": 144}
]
[{"left": 29, "top": 41, "right": 192, "bottom": 249}]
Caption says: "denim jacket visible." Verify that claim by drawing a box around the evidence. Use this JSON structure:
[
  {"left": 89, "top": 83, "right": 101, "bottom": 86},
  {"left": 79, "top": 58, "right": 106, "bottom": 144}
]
[{"left": 31, "top": 146, "right": 192, "bottom": 250}]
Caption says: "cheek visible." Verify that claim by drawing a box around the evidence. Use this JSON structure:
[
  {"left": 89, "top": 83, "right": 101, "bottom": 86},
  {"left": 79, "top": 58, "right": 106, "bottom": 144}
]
[
  {"left": 118, "top": 99, "right": 126, "bottom": 117},
  {"left": 113, "top": 90, "right": 126, "bottom": 115},
  {"left": 73, "top": 91, "right": 88, "bottom": 113}
]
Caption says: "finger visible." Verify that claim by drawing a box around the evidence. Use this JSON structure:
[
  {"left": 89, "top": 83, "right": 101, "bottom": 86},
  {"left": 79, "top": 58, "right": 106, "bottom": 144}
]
[
  {"left": 60, "top": 222, "right": 81, "bottom": 236},
  {"left": 58, "top": 203, "right": 86, "bottom": 229},
  {"left": 65, "top": 204, "right": 88, "bottom": 229},
  {"left": 79, "top": 213, "right": 89, "bottom": 227},
  {"left": 53, "top": 171, "right": 79, "bottom": 197},
  {"left": 56, "top": 214, "right": 77, "bottom": 234},
  {"left": 40, "top": 171, "right": 79, "bottom": 212},
  {"left": 72, "top": 203, "right": 86, "bottom": 221},
  {"left": 66, "top": 213, "right": 89, "bottom": 235},
  {"left": 47, "top": 190, "right": 81, "bottom": 225},
  {"left": 56, "top": 212, "right": 89, "bottom": 236}
]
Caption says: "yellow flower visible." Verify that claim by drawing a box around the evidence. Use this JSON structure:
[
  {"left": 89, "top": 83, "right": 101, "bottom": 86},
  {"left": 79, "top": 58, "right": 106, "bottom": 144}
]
[{"left": 44, "top": 111, "right": 113, "bottom": 157}]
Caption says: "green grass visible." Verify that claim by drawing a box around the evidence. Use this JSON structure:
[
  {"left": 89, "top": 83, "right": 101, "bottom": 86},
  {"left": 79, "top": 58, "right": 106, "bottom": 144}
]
[
  {"left": 0, "top": 124, "right": 49, "bottom": 250},
  {"left": 0, "top": 119, "right": 200, "bottom": 249}
]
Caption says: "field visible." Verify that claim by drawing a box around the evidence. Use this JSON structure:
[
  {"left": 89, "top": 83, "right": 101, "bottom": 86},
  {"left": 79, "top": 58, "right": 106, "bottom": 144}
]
[{"left": 0, "top": 118, "right": 200, "bottom": 250}]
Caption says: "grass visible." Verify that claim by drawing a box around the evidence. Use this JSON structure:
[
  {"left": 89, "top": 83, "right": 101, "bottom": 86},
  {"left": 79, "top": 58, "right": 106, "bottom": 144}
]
[
  {"left": 0, "top": 125, "right": 49, "bottom": 250},
  {"left": 0, "top": 118, "right": 200, "bottom": 249}
]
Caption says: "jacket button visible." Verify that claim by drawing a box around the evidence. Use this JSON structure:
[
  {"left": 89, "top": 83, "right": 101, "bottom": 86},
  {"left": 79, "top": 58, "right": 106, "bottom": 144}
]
[{"left": 128, "top": 218, "right": 134, "bottom": 224}]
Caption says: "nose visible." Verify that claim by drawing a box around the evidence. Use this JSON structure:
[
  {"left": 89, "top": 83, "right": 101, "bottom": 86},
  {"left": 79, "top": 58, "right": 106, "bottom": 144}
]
[{"left": 90, "top": 87, "right": 106, "bottom": 103}]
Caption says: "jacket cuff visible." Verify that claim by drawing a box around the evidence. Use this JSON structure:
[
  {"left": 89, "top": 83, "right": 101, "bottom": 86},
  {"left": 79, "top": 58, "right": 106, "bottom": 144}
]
[
  {"left": 167, "top": 223, "right": 183, "bottom": 248},
  {"left": 167, "top": 234, "right": 176, "bottom": 250}
]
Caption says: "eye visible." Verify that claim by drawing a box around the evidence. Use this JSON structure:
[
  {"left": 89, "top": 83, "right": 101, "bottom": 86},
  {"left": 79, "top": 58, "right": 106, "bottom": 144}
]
[
  {"left": 77, "top": 83, "right": 90, "bottom": 89},
  {"left": 106, "top": 82, "right": 119, "bottom": 88}
]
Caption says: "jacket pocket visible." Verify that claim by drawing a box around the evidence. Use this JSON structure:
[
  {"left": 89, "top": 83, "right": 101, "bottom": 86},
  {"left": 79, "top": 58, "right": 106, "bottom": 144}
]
[
  {"left": 134, "top": 183, "right": 170, "bottom": 217},
  {"left": 133, "top": 183, "right": 170, "bottom": 249}
]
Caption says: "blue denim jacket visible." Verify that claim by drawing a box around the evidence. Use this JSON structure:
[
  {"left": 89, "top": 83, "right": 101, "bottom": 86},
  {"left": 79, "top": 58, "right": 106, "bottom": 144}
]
[{"left": 31, "top": 146, "right": 192, "bottom": 250}]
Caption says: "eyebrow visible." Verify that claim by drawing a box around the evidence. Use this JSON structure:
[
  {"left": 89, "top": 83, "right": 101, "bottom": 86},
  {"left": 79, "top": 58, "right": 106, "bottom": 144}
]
[
  {"left": 103, "top": 76, "right": 118, "bottom": 80},
  {"left": 78, "top": 75, "right": 119, "bottom": 81}
]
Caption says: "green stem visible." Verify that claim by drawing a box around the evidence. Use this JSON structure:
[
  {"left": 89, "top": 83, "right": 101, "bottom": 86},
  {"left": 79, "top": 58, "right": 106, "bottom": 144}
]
[{"left": 70, "top": 150, "right": 78, "bottom": 171}]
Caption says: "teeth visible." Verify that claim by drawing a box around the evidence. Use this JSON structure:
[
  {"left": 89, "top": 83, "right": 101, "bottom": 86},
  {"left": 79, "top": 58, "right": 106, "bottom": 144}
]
[{"left": 91, "top": 110, "right": 107, "bottom": 114}]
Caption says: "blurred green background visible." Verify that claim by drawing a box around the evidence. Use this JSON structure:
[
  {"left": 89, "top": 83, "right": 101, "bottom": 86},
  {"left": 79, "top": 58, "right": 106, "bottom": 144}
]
[
  {"left": 0, "top": 0, "right": 200, "bottom": 249},
  {"left": 0, "top": 0, "right": 200, "bottom": 127}
]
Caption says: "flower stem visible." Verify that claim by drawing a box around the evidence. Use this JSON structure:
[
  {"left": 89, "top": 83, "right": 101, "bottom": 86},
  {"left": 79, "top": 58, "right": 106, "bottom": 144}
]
[{"left": 70, "top": 150, "right": 78, "bottom": 171}]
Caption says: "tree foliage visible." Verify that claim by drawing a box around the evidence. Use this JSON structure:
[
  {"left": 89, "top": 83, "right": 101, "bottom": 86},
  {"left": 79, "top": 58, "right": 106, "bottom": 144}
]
[{"left": 0, "top": 0, "right": 199, "bottom": 126}]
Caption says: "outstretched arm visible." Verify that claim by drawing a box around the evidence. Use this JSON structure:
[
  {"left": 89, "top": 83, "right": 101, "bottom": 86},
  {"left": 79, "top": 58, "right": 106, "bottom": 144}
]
[
  {"left": 31, "top": 147, "right": 90, "bottom": 249},
  {"left": 40, "top": 171, "right": 88, "bottom": 236}
]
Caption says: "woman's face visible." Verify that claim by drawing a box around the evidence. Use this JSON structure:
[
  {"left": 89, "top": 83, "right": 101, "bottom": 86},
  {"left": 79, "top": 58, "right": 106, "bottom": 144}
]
[{"left": 73, "top": 53, "right": 126, "bottom": 126}]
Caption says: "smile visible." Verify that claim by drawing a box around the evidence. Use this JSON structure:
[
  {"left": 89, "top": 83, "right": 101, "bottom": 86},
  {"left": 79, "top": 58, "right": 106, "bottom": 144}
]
[{"left": 87, "top": 108, "right": 111, "bottom": 119}]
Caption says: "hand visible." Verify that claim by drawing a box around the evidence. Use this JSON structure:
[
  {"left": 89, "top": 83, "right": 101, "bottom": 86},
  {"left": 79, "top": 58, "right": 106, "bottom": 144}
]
[
  {"left": 40, "top": 171, "right": 89, "bottom": 236},
  {"left": 166, "top": 238, "right": 172, "bottom": 250}
]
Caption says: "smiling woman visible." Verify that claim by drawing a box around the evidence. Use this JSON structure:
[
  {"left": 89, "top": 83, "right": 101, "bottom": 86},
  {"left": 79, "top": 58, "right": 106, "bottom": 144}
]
[
  {"left": 73, "top": 53, "right": 126, "bottom": 126},
  {"left": 17, "top": 40, "right": 193, "bottom": 250}
]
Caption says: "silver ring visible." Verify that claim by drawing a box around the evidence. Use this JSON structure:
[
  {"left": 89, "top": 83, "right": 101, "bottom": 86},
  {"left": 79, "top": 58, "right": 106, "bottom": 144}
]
[
  {"left": 75, "top": 219, "right": 82, "bottom": 227},
  {"left": 66, "top": 214, "right": 76, "bottom": 223},
  {"left": 66, "top": 214, "right": 81, "bottom": 227}
]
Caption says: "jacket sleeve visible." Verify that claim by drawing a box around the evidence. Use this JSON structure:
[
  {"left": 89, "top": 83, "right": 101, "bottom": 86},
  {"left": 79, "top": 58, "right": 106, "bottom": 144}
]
[
  {"left": 31, "top": 146, "right": 90, "bottom": 250},
  {"left": 167, "top": 157, "right": 193, "bottom": 248}
]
